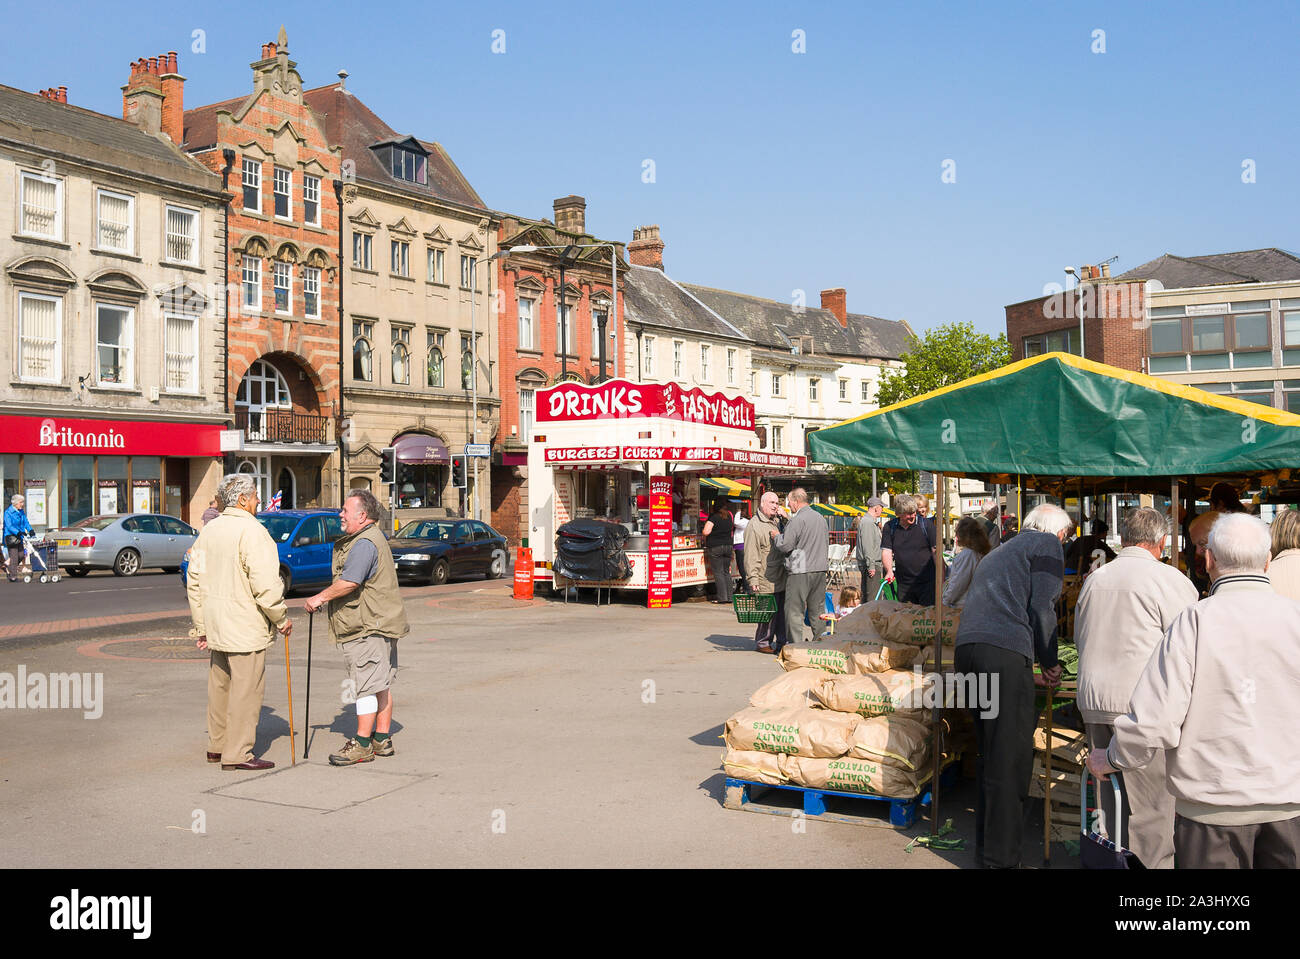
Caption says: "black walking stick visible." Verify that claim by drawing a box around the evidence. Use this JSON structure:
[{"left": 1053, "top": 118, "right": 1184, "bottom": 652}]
[{"left": 303, "top": 610, "right": 314, "bottom": 759}]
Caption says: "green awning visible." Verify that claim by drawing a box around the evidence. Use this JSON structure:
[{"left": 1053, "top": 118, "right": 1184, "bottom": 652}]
[{"left": 808, "top": 353, "right": 1300, "bottom": 488}]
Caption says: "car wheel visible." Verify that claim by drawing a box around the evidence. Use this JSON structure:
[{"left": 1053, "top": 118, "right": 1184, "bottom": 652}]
[
  {"left": 65, "top": 568, "right": 90, "bottom": 578},
  {"left": 112, "top": 549, "right": 141, "bottom": 577},
  {"left": 430, "top": 559, "right": 449, "bottom": 587},
  {"left": 488, "top": 550, "right": 506, "bottom": 579},
  {"left": 279, "top": 568, "right": 292, "bottom": 597}
]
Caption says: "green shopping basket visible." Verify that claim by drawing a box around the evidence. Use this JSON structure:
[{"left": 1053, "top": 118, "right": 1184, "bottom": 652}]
[{"left": 733, "top": 593, "right": 777, "bottom": 624}]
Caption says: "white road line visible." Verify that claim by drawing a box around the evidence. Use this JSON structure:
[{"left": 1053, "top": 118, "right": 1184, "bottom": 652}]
[{"left": 69, "top": 586, "right": 162, "bottom": 594}]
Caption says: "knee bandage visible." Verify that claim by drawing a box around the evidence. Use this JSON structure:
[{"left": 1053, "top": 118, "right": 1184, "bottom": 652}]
[{"left": 355, "top": 694, "right": 378, "bottom": 716}]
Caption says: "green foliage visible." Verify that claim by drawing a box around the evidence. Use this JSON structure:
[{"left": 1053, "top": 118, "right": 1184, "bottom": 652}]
[{"left": 876, "top": 322, "right": 1013, "bottom": 409}]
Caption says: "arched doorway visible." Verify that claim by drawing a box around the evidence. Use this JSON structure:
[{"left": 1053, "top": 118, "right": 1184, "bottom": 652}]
[{"left": 276, "top": 467, "right": 296, "bottom": 509}]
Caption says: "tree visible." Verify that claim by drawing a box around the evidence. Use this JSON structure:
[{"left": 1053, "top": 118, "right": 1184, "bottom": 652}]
[{"left": 830, "top": 322, "right": 1011, "bottom": 497}]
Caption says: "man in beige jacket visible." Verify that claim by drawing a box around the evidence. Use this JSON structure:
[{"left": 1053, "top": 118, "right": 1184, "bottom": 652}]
[
  {"left": 743, "top": 491, "right": 787, "bottom": 654},
  {"left": 1088, "top": 513, "right": 1300, "bottom": 868},
  {"left": 187, "top": 474, "right": 291, "bottom": 770},
  {"left": 1075, "top": 507, "right": 1198, "bottom": 868}
]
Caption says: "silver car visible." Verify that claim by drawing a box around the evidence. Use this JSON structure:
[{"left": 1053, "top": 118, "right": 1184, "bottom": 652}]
[{"left": 50, "top": 513, "right": 198, "bottom": 577}]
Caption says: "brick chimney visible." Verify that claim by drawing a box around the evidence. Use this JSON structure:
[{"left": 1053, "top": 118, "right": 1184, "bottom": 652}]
[
  {"left": 553, "top": 195, "right": 586, "bottom": 235},
  {"left": 123, "top": 53, "right": 184, "bottom": 138},
  {"left": 36, "top": 87, "right": 68, "bottom": 103},
  {"left": 820, "top": 288, "right": 847, "bottom": 326},
  {"left": 628, "top": 225, "right": 665, "bottom": 270}
]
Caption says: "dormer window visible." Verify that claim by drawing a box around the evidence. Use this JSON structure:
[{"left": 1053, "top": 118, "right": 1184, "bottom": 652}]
[{"left": 391, "top": 147, "right": 427, "bottom": 184}]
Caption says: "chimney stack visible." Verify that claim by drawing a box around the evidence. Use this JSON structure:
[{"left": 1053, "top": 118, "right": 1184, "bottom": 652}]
[
  {"left": 628, "top": 225, "right": 665, "bottom": 271},
  {"left": 553, "top": 195, "right": 586, "bottom": 235},
  {"left": 1100, "top": 262, "right": 1111, "bottom": 279},
  {"left": 122, "top": 52, "right": 183, "bottom": 142},
  {"left": 37, "top": 88, "right": 68, "bottom": 103},
  {"left": 820, "top": 288, "right": 848, "bottom": 326}
]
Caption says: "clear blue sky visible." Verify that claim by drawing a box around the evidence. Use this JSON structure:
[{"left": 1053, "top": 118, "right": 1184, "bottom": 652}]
[{"left": 4, "top": 0, "right": 1298, "bottom": 337}]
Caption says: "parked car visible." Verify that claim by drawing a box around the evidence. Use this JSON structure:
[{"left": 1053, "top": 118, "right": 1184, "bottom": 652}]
[
  {"left": 51, "top": 514, "right": 197, "bottom": 577},
  {"left": 181, "top": 509, "right": 342, "bottom": 595},
  {"left": 390, "top": 519, "right": 508, "bottom": 586}
]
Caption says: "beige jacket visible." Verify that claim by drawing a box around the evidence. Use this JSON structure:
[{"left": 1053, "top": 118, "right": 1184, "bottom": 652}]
[
  {"left": 187, "top": 507, "right": 288, "bottom": 653},
  {"left": 743, "top": 511, "right": 786, "bottom": 594},
  {"left": 1109, "top": 575, "right": 1300, "bottom": 821},
  {"left": 1268, "top": 548, "right": 1300, "bottom": 601},
  {"left": 1075, "top": 546, "right": 1199, "bottom": 724}
]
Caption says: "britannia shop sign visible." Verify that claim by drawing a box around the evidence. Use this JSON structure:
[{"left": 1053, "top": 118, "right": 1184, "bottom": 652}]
[
  {"left": 0, "top": 414, "right": 223, "bottom": 457},
  {"left": 538, "top": 380, "right": 755, "bottom": 430}
]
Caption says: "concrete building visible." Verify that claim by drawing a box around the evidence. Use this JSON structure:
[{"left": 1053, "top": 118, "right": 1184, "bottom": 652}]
[
  {"left": 302, "top": 77, "right": 499, "bottom": 525},
  {"left": 490, "top": 201, "right": 626, "bottom": 546},
  {"left": 0, "top": 81, "right": 228, "bottom": 531},
  {"left": 181, "top": 30, "right": 343, "bottom": 509}
]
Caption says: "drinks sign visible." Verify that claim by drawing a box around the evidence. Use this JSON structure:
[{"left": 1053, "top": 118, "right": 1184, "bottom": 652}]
[
  {"left": 537, "top": 379, "right": 755, "bottom": 431},
  {"left": 647, "top": 476, "right": 673, "bottom": 609}
]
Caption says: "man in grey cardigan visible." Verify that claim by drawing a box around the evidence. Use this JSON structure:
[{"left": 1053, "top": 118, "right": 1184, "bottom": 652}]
[
  {"left": 855, "top": 497, "right": 885, "bottom": 595},
  {"left": 955, "top": 503, "right": 1070, "bottom": 868},
  {"left": 1075, "top": 507, "right": 1197, "bottom": 868},
  {"left": 1088, "top": 513, "right": 1300, "bottom": 868},
  {"left": 770, "top": 488, "right": 829, "bottom": 645}
]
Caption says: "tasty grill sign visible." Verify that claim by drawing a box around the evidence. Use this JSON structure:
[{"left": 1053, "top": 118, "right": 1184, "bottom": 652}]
[{"left": 538, "top": 380, "right": 754, "bottom": 430}]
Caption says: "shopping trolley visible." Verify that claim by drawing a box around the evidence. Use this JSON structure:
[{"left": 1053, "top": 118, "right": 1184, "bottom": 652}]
[
  {"left": 1080, "top": 772, "right": 1144, "bottom": 869},
  {"left": 20, "top": 535, "right": 60, "bottom": 584}
]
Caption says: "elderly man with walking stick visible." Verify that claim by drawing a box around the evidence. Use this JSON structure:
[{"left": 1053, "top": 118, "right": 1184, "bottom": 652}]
[
  {"left": 187, "top": 474, "right": 292, "bottom": 770},
  {"left": 305, "top": 489, "right": 409, "bottom": 767}
]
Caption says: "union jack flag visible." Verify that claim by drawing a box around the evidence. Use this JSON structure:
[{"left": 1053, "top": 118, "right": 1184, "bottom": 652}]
[{"left": 267, "top": 490, "right": 283, "bottom": 511}]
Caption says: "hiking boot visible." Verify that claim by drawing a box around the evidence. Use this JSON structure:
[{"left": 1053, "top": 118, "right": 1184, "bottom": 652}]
[
  {"left": 328, "top": 738, "right": 375, "bottom": 766},
  {"left": 372, "top": 736, "right": 395, "bottom": 758}
]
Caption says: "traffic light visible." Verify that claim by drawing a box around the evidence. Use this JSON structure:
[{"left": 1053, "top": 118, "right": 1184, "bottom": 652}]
[
  {"left": 451, "top": 455, "right": 467, "bottom": 488},
  {"left": 380, "top": 446, "right": 397, "bottom": 485}
]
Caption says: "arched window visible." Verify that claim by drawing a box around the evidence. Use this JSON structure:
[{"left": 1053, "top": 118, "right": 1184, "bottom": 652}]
[
  {"left": 460, "top": 347, "right": 473, "bottom": 391},
  {"left": 353, "top": 320, "right": 373, "bottom": 382},
  {"left": 392, "top": 327, "right": 410, "bottom": 385},
  {"left": 427, "top": 344, "right": 444, "bottom": 387},
  {"left": 235, "top": 359, "right": 291, "bottom": 409}
]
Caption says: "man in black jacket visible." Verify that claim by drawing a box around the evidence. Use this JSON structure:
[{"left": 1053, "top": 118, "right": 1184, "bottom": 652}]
[{"left": 955, "top": 503, "right": 1069, "bottom": 868}]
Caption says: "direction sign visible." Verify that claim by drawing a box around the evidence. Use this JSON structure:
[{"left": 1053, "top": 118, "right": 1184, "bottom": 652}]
[{"left": 465, "top": 443, "right": 491, "bottom": 458}]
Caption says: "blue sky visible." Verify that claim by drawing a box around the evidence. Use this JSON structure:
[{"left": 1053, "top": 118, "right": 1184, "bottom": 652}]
[{"left": 4, "top": 0, "right": 1298, "bottom": 337}]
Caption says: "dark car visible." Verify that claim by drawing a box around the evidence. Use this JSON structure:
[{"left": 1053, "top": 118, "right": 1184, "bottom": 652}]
[
  {"left": 182, "top": 509, "right": 342, "bottom": 595},
  {"left": 390, "top": 518, "right": 508, "bottom": 586}
]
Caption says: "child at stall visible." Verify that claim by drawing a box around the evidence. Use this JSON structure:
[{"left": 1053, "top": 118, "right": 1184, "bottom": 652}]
[{"left": 836, "top": 585, "right": 862, "bottom": 617}]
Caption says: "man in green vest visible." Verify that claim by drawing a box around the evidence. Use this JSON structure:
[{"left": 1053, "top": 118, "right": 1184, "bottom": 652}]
[{"left": 305, "top": 488, "right": 409, "bottom": 766}]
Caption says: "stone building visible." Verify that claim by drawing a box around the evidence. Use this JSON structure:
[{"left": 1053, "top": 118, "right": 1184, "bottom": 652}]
[{"left": 0, "top": 80, "right": 228, "bottom": 531}]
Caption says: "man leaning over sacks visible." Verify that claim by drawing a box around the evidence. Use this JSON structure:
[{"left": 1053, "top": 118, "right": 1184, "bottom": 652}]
[
  {"left": 745, "top": 490, "right": 788, "bottom": 654},
  {"left": 1075, "top": 507, "right": 1197, "bottom": 868},
  {"left": 1088, "top": 513, "right": 1300, "bottom": 868},
  {"left": 187, "top": 474, "right": 292, "bottom": 770},
  {"left": 769, "top": 487, "right": 829, "bottom": 645},
  {"left": 305, "top": 489, "right": 409, "bottom": 766}
]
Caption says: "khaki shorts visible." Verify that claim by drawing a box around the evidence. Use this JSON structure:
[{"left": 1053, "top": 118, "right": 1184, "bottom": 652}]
[{"left": 341, "top": 634, "right": 398, "bottom": 698}]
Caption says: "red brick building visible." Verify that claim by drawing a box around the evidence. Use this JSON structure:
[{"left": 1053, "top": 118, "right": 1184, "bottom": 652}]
[
  {"left": 175, "top": 29, "right": 343, "bottom": 507},
  {"left": 491, "top": 196, "right": 626, "bottom": 545},
  {"left": 1004, "top": 264, "right": 1146, "bottom": 371}
]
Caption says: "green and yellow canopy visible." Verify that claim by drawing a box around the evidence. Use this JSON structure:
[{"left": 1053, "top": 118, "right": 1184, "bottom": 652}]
[{"left": 808, "top": 353, "right": 1300, "bottom": 490}]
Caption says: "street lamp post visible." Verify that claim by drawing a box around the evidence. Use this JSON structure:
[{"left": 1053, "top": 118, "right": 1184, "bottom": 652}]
[{"left": 468, "top": 249, "right": 511, "bottom": 521}]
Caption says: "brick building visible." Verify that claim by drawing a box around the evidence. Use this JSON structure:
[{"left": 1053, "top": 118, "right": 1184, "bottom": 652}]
[
  {"left": 491, "top": 197, "right": 626, "bottom": 545},
  {"left": 1004, "top": 263, "right": 1146, "bottom": 370},
  {"left": 178, "top": 29, "right": 343, "bottom": 508}
]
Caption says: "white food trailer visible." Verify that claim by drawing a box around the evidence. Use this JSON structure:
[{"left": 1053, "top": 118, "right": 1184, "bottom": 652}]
[{"left": 525, "top": 379, "right": 807, "bottom": 596}]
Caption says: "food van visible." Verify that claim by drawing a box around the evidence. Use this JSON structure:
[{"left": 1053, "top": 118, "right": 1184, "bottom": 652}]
[{"left": 525, "top": 379, "right": 806, "bottom": 597}]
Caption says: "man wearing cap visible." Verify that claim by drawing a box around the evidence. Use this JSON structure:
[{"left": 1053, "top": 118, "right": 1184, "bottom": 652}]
[{"left": 855, "top": 497, "right": 885, "bottom": 595}]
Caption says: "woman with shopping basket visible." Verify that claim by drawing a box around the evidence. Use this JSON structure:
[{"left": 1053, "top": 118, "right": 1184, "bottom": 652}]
[{"left": 4, "top": 494, "right": 35, "bottom": 582}]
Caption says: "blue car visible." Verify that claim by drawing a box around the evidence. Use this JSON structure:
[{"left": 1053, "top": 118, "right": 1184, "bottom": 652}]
[{"left": 181, "top": 509, "right": 343, "bottom": 595}]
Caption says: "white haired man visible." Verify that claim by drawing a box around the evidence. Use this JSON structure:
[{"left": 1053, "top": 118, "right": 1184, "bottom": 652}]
[
  {"left": 187, "top": 474, "right": 291, "bottom": 770},
  {"left": 1088, "top": 513, "right": 1300, "bottom": 868},
  {"left": 1075, "top": 507, "right": 1198, "bottom": 868},
  {"left": 305, "top": 489, "right": 409, "bottom": 766},
  {"left": 769, "top": 488, "right": 829, "bottom": 644},
  {"left": 955, "top": 502, "right": 1070, "bottom": 868}
]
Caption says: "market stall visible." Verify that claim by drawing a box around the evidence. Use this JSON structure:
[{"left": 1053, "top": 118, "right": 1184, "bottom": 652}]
[
  {"left": 806, "top": 351, "right": 1300, "bottom": 840},
  {"left": 526, "top": 378, "right": 806, "bottom": 602}
]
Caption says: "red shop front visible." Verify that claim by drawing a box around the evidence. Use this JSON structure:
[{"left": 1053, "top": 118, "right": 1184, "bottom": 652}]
[{"left": 0, "top": 413, "right": 225, "bottom": 532}]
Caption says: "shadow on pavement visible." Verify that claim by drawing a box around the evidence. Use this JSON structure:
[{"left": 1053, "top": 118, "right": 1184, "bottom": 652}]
[
  {"left": 690, "top": 722, "right": 725, "bottom": 747},
  {"left": 703, "top": 633, "right": 755, "bottom": 652},
  {"left": 697, "top": 771, "right": 725, "bottom": 803}
]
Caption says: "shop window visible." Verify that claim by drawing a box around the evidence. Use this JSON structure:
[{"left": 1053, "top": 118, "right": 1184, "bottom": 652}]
[
  {"left": 62, "top": 456, "right": 93, "bottom": 527},
  {"left": 2, "top": 455, "right": 20, "bottom": 513},
  {"left": 23, "top": 454, "right": 58, "bottom": 532},
  {"left": 132, "top": 457, "right": 161, "bottom": 513},
  {"left": 353, "top": 321, "right": 374, "bottom": 382},
  {"left": 96, "top": 304, "right": 133, "bottom": 387},
  {"left": 97, "top": 456, "right": 127, "bottom": 515},
  {"left": 397, "top": 463, "right": 444, "bottom": 508}
]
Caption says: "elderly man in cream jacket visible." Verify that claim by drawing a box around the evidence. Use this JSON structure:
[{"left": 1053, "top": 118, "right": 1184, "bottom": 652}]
[
  {"left": 1075, "top": 507, "right": 1197, "bottom": 868},
  {"left": 1088, "top": 513, "right": 1300, "bottom": 868},
  {"left": 187, "top": 474, "right": 292, "bottom": 771}
]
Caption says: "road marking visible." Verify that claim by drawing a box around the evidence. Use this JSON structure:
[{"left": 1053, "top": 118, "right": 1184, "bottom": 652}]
[{"left": 68, "top": 586, "right": 162, "bottom": 594}]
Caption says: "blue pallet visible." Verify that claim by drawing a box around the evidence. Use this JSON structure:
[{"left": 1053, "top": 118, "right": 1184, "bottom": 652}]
[{"left": 723, "top": 761, "right": 959, "bottom": 830}]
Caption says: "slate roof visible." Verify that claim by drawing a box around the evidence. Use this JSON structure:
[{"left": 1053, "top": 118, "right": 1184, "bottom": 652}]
[
  {"left": 0, "top": 84, "right": 220, "bottom": 193},
  {"left": 181, "top": 93, "right": 245, "bottom": 153},
  {"left": 680, "top": 283, "right": 912, "bottom": 360},
  {"left": 1117, "top": 249, "right": 1300, "bottom": 288},
  {"left": 622, "top": 266, "right": 749, "bottom": 342},
  {"left": 302, "top": 85, "right": 486, "bottom": 211}
]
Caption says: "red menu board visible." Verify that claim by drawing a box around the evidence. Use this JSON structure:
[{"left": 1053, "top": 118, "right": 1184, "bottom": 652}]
[{"left": 647, "top": 475, "right": 673, "bottom": 609}]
